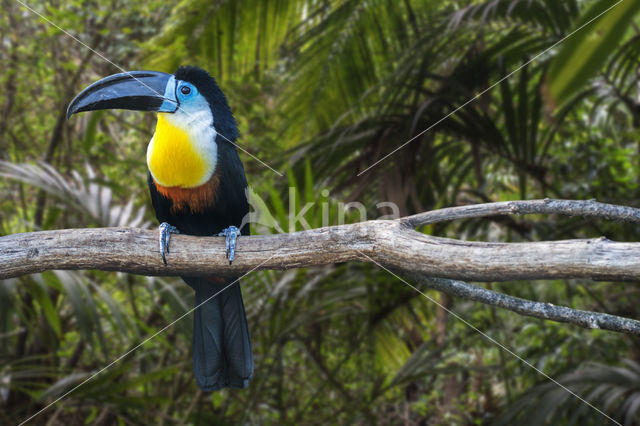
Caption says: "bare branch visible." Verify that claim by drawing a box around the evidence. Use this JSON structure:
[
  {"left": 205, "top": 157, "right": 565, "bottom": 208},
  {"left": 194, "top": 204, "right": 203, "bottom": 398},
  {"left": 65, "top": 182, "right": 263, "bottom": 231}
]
[
  {"left": 2, "top": 198, "right": 640, "bottom": 335},
  {"left": 2, "top": 221, "right": 640, "bottom": 281},
  {"left": 403, "top": 273, "right": 640, "bottom": 335},
  {"left": 404, "top": 198, "right": 640, "bottom": 227}
]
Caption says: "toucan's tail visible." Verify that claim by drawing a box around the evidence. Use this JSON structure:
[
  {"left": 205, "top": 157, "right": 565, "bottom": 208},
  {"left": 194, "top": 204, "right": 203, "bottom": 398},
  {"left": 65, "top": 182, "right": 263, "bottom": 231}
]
[{"left": 182, "top": 276, "right": 253, "bottom": 391}]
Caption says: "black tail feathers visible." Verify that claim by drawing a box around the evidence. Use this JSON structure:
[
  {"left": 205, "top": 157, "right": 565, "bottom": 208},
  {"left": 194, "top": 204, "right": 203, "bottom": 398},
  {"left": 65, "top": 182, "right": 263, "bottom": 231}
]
[{"left": 183, "top": 277, "right": 253, "bottom": 391}]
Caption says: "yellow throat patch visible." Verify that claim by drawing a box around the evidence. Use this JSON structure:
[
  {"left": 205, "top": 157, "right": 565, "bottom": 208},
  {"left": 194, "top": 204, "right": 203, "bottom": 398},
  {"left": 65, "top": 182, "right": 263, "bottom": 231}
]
[{"left": 147, "top": 114, "right": 209, "bottom": 188}]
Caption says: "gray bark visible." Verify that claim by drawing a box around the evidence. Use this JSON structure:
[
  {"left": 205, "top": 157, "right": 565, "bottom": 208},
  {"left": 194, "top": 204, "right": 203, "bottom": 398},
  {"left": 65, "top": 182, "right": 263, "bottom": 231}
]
[{"left": 2, "top": 198, "right": 640, "bottom": 335}]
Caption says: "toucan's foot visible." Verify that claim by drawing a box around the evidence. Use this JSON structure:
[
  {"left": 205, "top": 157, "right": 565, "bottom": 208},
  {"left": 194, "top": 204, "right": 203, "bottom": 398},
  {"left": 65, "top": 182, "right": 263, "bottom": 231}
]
[
  {"left": 159, "top": 222, "right": 179, "bottom": 265},
  {"left": 218, "top": 226, "right": 241, "bottom": 264}
]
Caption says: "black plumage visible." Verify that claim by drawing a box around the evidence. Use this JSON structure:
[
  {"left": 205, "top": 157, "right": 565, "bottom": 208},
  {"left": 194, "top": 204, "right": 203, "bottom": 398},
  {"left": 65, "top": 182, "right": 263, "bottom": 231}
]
[
  {"left": 148, "top": 66, "right": 253, "bottom": 391},
  {"left": 67, "top": 65, "right": 253, "bottom": 391}
]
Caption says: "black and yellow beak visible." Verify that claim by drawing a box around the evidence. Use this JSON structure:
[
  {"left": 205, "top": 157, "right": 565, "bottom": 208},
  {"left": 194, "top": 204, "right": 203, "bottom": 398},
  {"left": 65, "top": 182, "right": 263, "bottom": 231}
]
[{"left": 67, "top": 71, "right": 178, "bottom": 119}]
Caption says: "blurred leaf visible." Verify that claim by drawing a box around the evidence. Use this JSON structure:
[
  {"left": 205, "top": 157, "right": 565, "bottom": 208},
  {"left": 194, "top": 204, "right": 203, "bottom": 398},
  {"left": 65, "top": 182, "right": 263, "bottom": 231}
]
[
  {"left": 26, "top": 280, "right": 61, "bottom": 337},
  {"left": 82, "top": 111, "right": 104, "bottom": 155},
  {"left": 545, "top": 0, "right": 640, "bottom": 109},
  {"left": 0, "top": 161, "right": 150, "bottom": 228}
]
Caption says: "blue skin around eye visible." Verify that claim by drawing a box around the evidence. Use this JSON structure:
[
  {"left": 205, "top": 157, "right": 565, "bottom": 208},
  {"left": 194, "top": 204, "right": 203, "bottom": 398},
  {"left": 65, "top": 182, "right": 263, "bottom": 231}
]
[
  {"left": 173, "top": 83, "right": 212, "bottom": 121},
  {"left": 178, "top": 82, "right": 197, "bottom": 99}
]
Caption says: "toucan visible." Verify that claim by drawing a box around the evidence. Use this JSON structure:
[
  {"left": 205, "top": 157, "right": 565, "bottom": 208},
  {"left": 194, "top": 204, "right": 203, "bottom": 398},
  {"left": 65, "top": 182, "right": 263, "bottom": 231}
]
[{"left": 67, "top": 66, "right": 253, "bottom": 391}]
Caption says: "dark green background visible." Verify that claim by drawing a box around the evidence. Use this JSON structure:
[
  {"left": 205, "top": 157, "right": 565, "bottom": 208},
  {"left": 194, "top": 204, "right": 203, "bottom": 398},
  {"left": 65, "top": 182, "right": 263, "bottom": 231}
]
[{"left": 1, "top": 0, "right": 640, "bottom": 424}]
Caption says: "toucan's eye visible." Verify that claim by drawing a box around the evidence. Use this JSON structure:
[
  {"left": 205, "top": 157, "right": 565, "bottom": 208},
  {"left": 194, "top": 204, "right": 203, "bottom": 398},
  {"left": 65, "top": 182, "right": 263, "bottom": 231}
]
[{"left": 176, "top": 82, "right": 197, "bottom": 100}]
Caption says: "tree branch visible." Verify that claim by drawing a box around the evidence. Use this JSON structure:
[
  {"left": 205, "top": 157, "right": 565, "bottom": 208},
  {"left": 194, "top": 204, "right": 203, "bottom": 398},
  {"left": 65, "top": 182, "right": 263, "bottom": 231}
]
[
  {"left": 404, "top": 198, "right": 640, "bottom": 227},
  {"left": 403, "top": 273, "right": 640, "bottom": 335},
  {"left": 2, "top": 198, "right": 640, "bottom": 335},
  {"left": 2, "top": 220, "right": 640, "bottom": 281}
]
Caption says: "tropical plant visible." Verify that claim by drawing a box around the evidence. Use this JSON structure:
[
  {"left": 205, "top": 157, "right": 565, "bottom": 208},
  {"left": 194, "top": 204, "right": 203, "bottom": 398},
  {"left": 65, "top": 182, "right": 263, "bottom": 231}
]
[{"left": 2, "top": 0, "right": 640, "bottom": 424}]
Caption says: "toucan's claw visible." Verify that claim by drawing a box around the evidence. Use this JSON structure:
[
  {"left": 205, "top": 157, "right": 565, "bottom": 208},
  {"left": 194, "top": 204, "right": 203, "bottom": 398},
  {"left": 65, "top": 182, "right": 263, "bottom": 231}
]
[
  {"left": 218, "top": 226, "right": 241, "bottom": 264},
  {"left": 159, "top": 222, "right": 179, "bottom": 265}
]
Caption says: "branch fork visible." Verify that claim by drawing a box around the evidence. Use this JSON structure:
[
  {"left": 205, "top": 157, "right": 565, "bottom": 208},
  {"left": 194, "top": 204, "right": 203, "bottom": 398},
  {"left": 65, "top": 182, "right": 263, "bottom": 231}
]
[{"left": 2, "top": 199, "right": 640, "bottom": 334}]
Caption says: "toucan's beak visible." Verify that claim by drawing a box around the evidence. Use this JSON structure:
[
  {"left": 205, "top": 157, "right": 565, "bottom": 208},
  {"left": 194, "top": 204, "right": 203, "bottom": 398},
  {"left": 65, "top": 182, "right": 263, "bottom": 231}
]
[{"left": 67, "top": 71, "right": 178, "bottom": 119}]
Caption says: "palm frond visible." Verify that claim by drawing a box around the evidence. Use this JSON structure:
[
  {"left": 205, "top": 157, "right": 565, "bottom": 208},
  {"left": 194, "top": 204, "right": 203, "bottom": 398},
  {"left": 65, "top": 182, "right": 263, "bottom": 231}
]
[{"left": 0, "top": 161, "right": 149, "bottom": 228}]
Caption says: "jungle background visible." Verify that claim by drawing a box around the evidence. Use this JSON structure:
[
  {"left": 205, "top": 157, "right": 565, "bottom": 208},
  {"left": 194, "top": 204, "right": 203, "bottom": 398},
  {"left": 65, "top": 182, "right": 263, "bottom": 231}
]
[{"left": 1, "top": 0, "right": 640, "bottom": 424}]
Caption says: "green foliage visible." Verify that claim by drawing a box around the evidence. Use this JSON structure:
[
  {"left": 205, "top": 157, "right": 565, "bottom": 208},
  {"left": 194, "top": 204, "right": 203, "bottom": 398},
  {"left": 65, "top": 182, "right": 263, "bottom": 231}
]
[
  {"left": 546, "top": 0, "right": 640, "bottom": 109},
  {"left": 2, "top": 0, "right": 640, "bottom": 424},
  {"left": 495, "top": 359, "right": 640, "bottom": 425}
]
